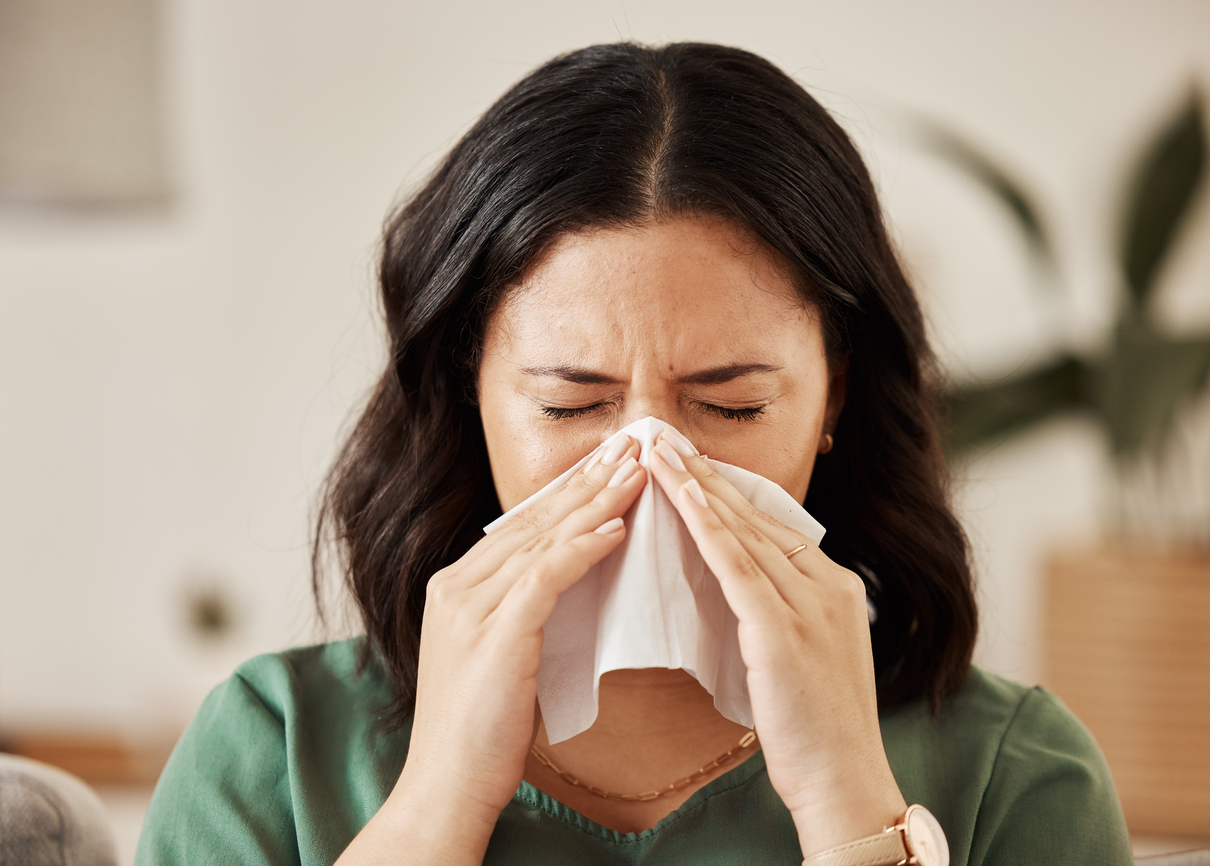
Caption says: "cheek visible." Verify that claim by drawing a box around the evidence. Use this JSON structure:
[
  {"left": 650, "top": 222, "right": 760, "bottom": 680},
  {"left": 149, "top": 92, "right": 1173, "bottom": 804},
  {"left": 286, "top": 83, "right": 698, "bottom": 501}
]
[
  {"left": 774, "top": 369, "right": 833, "bottom": 500},
  {"left": 478, "top": 389, "right": 600, "bottom": 511},
  {"left": 741, "top": 428, "right": 821, "bottom": 504},
  {"left": 696, "top": 385, "right": 827, "bottom": 503}
]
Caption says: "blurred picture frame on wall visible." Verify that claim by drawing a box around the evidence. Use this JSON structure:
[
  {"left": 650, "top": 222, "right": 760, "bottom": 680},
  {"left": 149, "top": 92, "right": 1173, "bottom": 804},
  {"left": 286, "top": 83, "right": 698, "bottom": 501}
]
[{"left": 0, "top": 0, "right": 173, "bottom": 209}]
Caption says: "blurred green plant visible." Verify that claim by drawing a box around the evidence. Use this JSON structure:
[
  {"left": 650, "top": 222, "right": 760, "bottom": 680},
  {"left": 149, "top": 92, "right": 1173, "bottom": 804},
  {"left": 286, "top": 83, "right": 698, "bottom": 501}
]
[{"left": 931, "top": 91, "right": 1210, "bottom": 463}]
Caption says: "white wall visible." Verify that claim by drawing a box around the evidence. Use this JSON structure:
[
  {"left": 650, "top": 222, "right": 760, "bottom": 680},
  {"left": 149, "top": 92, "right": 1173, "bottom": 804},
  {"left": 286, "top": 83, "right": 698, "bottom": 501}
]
[{"left": 3, "top": 0, "right": 1209, "bottom": 735}]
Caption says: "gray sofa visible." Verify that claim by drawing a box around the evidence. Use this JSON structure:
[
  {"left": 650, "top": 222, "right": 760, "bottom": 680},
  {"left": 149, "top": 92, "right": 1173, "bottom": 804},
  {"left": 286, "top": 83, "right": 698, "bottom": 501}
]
[{"left": 0, "top": 753, "right": 117, "bottom": 866}]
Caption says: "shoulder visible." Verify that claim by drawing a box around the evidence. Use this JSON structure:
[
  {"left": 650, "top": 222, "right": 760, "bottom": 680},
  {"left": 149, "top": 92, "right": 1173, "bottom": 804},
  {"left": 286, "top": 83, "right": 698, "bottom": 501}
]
[
  {"left": 963, "top": 668, "right": 1106, "bottom": 775},
  {"left": 135, "top": 637, "right": 407, "bottom": 866},
  {"left": 882, "top": 667, "right": 1132, "bottom": 865},
  {"left": 945, "top": 667, "right": 1120, "bottom": 794},
  {"left": 951, "top": 666, "right": 1088, "bottom": 746},
  {"left": 884, "top": 665, "right": 1110, "bottom": 763},
  {"left": 966, "top": 670, "right": 1133, "bottom": 863},
  {"left": 881, "top": 666, "right": 1060, "bottom": 780},
  {"left": 225, "top": 636, "right": 395, "bottom": 720}
]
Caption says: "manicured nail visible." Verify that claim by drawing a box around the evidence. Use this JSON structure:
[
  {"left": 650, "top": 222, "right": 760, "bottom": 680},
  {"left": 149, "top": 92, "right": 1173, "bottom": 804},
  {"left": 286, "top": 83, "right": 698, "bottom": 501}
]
[
  {"left": 660, "top": 427, "right": 699, "bottom": 458},
  {"left": 581, "top": 440, "right": 606, "bottom": 471},
  {"left": 594, "top": 516, "right": 624, "bottom": 534},
  {"left": 655, "top": 439, "right": 686, "bottom": 472},
  {"left": 598, "top": 432, "right": 631, "bottom": 467},
  {"left": 607, "top": 456, "right": 639, "bottom": 488},
  {"left": 583, "top": 434, "right": 618, "bottom": 472},
  {"left": 684, "top": 478, "right": 708, "bottom": 508}
]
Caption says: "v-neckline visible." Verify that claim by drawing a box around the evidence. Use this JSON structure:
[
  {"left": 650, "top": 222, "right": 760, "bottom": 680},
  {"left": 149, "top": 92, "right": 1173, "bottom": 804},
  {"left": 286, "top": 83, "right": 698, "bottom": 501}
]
[{"left": 511, "top": 749, "right": 769, "bottom": 843}]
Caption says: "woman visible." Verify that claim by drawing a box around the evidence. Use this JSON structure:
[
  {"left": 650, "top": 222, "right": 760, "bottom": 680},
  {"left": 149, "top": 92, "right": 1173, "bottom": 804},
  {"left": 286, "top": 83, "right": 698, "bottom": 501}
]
[{"left": 135, "top": 42, "right": 1133, "bottom": 865}]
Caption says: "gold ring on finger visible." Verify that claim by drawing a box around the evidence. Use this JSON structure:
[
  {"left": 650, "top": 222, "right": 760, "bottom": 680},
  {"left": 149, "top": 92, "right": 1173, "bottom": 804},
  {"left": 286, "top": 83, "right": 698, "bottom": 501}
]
[{"left": 783, "top": 542, "right": 810, "bottom": 560}]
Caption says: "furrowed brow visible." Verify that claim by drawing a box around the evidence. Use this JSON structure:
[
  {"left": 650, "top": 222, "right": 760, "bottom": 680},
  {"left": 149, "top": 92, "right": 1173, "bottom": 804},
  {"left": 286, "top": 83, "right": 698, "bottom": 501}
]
[
  {"left": 678, "top": 362, "right": 783, "bottom": 385},
  {"left": 519, "top": 362, "right": 782, "bottom": 385}
]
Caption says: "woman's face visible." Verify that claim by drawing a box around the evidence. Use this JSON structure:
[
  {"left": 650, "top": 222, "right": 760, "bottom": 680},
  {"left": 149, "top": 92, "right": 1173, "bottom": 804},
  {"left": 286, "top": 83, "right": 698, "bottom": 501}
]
[{"left": 477, "top": 216, "right": 845, "bottom": 512}]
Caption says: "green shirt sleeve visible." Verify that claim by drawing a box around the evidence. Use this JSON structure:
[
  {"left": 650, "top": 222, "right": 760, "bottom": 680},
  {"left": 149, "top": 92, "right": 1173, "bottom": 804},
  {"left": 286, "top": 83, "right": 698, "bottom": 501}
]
[
  {"left": 134, "top": 671, "right": 301, "bottom": 866},
  {"left": 968, "top": 687, "right": 1132, "bottom": 866},
  {"left": 135, "top": 642, "right": 407, "bottom": 866}
]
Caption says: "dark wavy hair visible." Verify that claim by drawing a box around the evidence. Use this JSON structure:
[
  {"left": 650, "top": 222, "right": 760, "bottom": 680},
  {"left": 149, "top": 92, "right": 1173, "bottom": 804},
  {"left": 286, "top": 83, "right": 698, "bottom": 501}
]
[{"left": 314, "top": 41, "right": 977, "bottom": 723}]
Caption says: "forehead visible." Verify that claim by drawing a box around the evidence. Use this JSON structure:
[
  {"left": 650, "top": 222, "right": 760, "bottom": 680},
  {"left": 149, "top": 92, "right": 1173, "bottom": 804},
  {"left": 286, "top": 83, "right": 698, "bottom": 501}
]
[{"left": 488, "top": 218, "right": 816, "bottom": 356}]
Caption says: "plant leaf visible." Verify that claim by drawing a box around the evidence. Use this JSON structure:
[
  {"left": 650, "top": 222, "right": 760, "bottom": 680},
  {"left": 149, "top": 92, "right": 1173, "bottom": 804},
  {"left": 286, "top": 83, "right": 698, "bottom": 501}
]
[
  {"left": 1121, "top": 92, "right": 1207, "bottom": 307},
  {"left": 1093, "top": 322, "right": 1210, "bottom": 457},
  {"left": 919, "top": 122, "right": 1056, "bottom": 270},
  {"left": 942, "top": 356, "right": 1089, "bottom": 454}
]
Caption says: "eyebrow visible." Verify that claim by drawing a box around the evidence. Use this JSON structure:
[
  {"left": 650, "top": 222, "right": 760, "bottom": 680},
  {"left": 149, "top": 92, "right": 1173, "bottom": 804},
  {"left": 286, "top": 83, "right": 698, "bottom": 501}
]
[{"left": 519, "top": 362, "right": 783, "bottom": 385}]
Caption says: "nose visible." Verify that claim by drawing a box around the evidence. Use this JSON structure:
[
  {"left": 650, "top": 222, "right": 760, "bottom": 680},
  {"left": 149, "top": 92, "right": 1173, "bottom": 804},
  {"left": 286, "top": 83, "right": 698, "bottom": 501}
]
[{"left": 614, "top": 396, "right": 702, "bottom": 450}]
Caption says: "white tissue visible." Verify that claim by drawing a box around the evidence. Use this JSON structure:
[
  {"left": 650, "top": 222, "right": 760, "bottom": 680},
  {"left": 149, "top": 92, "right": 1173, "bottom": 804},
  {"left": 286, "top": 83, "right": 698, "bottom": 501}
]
[{"left": 482, "top": 416, "right": 826, "bottom": 744}]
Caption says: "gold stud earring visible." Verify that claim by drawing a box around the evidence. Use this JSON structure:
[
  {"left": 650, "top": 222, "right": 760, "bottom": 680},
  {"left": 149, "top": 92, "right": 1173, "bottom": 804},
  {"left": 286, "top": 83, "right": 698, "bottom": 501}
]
[{"left": 818, "top": 433, "right": 834, "bottom": 455}]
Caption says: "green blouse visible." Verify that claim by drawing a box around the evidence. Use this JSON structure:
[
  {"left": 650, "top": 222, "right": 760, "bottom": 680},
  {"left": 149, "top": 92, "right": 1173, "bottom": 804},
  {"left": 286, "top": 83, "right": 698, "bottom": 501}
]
[{"left": 134, "top": 638, "right": 1133, "bottom": 865}]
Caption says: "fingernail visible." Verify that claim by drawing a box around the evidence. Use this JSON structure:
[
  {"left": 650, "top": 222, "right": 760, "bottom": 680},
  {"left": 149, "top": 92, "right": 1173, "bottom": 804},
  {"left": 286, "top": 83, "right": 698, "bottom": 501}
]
[
  {"left": 655, "top": 439, "right": 686, "bottom": 472},
  {"left": 582, "top": 437, "right": 613, "bottom": 472},
  {"left": 661, "top": 427, "right": 699, "bottom": 458},
  {"left": 598, "top": 433, "right": 631, "bottom": 467},
  {"left": 684, "top": 478, "right": 708, "bottom": 508},
  {"left": 607, "top": 456, "right": 639, "bottom": 488},
  {"left": 581, "top": 443, "right": 606, "bottom": 473},
  {"left": 594, "top": 516, "right": 624, "bottom": 534}
]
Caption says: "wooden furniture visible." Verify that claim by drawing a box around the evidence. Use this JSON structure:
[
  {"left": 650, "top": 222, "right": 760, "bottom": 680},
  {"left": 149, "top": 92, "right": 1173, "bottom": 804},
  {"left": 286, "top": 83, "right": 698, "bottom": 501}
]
[
  {"left": 1045, "top": 544, "right": 1210, "bottom": 837},
  {"left": 0, "top": 733, "right": 166, "bottom": 785}
]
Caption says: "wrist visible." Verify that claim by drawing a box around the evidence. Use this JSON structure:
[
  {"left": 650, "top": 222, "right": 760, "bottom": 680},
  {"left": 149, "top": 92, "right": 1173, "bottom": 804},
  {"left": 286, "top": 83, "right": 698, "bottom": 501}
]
[
  {"left": 800, "top": 804, "right": 951, "bottom": 866},
  {"left": 790, "top": 787, "right": 906, "bottom": 859},
  {"left": 380, "top": 763, "right": 501, "bottom": 859}
]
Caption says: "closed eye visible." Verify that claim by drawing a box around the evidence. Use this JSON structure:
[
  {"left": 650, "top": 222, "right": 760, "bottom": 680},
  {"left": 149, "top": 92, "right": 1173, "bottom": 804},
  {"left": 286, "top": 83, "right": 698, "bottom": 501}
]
[{"left": 540, "top": 403, "right": 765, "bottom": 422}]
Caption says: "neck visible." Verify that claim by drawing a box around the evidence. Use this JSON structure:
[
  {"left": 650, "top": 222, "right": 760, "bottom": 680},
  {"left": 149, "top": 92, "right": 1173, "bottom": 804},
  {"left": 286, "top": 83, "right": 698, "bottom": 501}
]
[{"left": 533, "top": 668, "right": 751, "bottom": 784}]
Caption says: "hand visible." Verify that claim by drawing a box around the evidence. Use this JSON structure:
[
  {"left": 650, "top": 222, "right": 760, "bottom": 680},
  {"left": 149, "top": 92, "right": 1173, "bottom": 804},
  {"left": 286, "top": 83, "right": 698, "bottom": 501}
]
[
  {"left": 389, "top": 433, "right": 648, "bottom": 853},
  {"left": 648, "top": 430, "right": 906, "bottom": 858}
]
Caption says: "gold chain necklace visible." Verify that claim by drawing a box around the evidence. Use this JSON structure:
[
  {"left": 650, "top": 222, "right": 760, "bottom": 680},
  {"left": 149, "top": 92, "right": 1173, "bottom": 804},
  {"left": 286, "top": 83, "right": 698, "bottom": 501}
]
[{"left": 529, "top": 730, "right": 758, "bottom": 802}]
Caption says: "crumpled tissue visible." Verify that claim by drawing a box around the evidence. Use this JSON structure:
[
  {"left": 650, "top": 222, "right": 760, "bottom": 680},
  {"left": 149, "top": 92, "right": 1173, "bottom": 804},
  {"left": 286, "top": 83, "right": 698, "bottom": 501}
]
[{"left": 483, "top": 415, "right": 826, "bottom": 744}]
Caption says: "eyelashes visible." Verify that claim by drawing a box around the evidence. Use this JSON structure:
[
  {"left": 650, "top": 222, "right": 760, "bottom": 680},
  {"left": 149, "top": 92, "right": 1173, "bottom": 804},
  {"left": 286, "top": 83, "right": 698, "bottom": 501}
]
[
  {"left": 707, "top": 405, "right": 766, "bottom": 422},
  {"left": 540, "top": 403, "right": 766, "bottom": 422}
]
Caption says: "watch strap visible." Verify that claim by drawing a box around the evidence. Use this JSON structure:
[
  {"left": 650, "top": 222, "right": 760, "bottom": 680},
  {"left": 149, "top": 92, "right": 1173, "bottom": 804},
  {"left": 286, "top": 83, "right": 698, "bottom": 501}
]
[{"left": 801, "top": 829, "right": 908, "bottom": 866}]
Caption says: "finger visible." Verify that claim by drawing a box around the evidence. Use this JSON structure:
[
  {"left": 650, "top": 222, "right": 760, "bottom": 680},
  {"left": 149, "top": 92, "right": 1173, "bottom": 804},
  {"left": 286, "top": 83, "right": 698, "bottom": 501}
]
[
  {"left": 490, "top": 432, "right": 638, "bottom": 540},
  {"left": 654, "top": 430, "right": 816, "bottom": 571},
  {"left": 688, "top": 479, "right": 822, "bottom": 609},
  {"left": 648, "top": 440, "right": 784, "bottom": 624},
  {"left": 469, "top": 454, "right": 645, "bottom": 592},
  {"left": 650, "top": 440, "right": 807, "bottom": 606},
  {"left": 470, "top": 460, "right": 647, "bottom": 611},
  {"left": 652, "top": 441, "right": 864, "bottom": 607},
  {"left": 451, "top": 435, "right": 643, "bottom": 586},
  {"left": 487, "top": 515, "right": 628, "bottom": 639}
]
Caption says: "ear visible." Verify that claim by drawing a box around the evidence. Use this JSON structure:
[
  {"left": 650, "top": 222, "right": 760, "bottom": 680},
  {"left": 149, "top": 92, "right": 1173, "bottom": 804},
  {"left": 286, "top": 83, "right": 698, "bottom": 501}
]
[{"left": 823, "top": 357, "right": 848, "bottom": 436}]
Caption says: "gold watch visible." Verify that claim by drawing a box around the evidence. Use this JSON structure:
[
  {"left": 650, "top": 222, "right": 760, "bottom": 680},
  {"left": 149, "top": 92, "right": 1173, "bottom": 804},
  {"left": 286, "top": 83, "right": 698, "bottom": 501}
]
[{"left": 801, "top": 804, "right": 950, "bottom": 866}]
